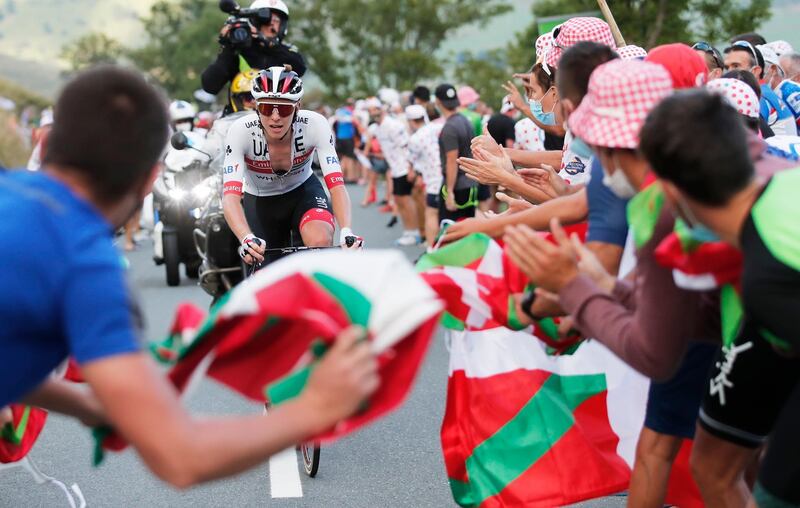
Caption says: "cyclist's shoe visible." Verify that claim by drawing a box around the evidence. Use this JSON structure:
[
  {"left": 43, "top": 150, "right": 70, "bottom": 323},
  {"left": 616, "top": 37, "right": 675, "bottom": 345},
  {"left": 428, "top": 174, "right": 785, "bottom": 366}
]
[{"left": 394, "top": 232, "right": 422, "bottom": 247}]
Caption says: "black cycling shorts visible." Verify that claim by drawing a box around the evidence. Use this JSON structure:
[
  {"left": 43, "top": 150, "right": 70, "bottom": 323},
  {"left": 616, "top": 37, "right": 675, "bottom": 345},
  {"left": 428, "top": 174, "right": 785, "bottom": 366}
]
[
  {"left": 242, "top": 176, "right": 333, "bottom": 264},
  {"left": 754, "top": 381, "right": 800, "bottom": 506},
  {"left": 335, "top": 137, "right": 356, "bottom": 159},
  {"left": 699, "top": 322, "right": 800, "bottom": 448},
  {"left": 393, "top": 174, "right": 415, "bottom": 196}
]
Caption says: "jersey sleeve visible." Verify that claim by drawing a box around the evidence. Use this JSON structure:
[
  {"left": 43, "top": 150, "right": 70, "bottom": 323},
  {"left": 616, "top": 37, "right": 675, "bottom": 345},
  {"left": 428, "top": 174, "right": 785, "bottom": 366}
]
[
  {"left": 222, "top": 118, "right": 248, "bottom": 196},
  {"left": 63, "top": 247, "right": 141, "bottom": 365},
  {"left": 310, "top": 113, "right": 345, "bottom": 190}
]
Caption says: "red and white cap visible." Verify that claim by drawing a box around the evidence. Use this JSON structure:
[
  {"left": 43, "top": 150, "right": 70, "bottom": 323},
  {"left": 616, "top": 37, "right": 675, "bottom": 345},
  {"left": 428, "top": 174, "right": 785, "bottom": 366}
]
[
  {"left": 617, "top": 45, "right": 647, "bottom": 60},
  {"left": 535, "top": 31, "right": 554, "bottom": 61},
  {"left": 705, "top": 78, "right": 760, "bottom": 119},
  {"left": 766, "top": 40, "right": 794, "bottom": 57},
  {"left": 568, "top": 59, "right": 673, "bottom": 149},
  {"left": 544, "top": 17, "right": 616, "bottom": 68}
]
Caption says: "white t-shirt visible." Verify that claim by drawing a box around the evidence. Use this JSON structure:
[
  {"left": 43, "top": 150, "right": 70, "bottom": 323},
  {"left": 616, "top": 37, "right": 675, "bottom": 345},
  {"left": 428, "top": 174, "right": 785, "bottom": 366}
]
[
  {"left": 408, "top": 121, "right": 444, "bottom": 195},
  {"left": 559, "top": 130, "right": 590, "bottom": 185},
  {"left": 513, "top": 118, "right": 545, "bottom": 152},
  {"left": 373, "top": 115, "right": 410, "bottom": 177}
]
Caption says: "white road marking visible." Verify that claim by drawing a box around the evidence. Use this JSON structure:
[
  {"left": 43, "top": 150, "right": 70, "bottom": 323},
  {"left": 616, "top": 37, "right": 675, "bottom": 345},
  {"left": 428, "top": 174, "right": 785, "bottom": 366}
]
[{"left": 269, "top": 447, "right": 304, "bottom": 498}]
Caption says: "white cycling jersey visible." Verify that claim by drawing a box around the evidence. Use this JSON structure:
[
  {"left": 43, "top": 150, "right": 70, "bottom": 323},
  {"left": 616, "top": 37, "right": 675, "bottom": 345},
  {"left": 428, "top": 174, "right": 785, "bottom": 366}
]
[{"left": 222, "top": 110, "right": 344, "bottom": 197}]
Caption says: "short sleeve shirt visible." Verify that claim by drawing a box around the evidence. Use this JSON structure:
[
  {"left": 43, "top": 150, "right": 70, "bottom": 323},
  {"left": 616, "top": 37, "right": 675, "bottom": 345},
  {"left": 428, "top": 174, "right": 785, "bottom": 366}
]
[
  {"left": 513, "top": 118, "right": 545, "bottom": 152},
  {"left": 586, "top": 157, "right": 630, "bottom": 247},
  {"left": 0, "top": 171, "right": 141, "bottom": 407},
  {"left": 374, "top": 115, "right": 410, "bottom": 177},
  {"left": 560, "top": 130, "right": 590, "bottom": 185},
  {"left": 408, "top": 121, "right": 444, "bottom": 194},
  {"left": 439, "top": 113, "right": 474, "bottom": 191}
]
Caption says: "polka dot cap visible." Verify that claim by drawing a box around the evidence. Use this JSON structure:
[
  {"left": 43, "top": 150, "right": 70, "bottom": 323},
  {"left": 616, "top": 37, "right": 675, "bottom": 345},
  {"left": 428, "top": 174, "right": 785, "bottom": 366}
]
[
  {"left": 617, "top": 45, "right": 647, "bottom": 60},
  {"left": 568, "top": 59, "right": 673, "bottom": 149},
  {"left": 705, "top": 78, "right": 760, "bottom": 119},
  {"left": 544, "top": 17, "right": 616, "bottom": 69}
]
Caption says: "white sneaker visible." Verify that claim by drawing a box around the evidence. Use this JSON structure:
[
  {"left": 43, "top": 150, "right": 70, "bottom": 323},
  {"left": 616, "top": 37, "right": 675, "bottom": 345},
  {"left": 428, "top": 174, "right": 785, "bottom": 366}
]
[{"left": 394, "top": 233, "right": 422, "bottom": 246}]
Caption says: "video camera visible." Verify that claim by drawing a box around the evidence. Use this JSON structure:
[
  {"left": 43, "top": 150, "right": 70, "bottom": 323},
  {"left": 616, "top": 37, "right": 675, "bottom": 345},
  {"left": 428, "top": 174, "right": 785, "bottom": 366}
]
[{"left": 218, "top": 0, "right": 287, "bottom": 50}]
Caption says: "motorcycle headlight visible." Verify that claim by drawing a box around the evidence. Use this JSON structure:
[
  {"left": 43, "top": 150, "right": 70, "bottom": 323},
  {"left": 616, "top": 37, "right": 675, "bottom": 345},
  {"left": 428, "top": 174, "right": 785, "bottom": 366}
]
[
  {"left": 192, "top": 183, "right": 213, "bottom": 200},
  {"left": 169, "top": 188, "right": 186, "bottom": 201}
]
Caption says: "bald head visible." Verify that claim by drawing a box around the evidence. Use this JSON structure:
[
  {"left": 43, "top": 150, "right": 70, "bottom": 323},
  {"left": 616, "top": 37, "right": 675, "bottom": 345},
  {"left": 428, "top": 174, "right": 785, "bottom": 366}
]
[{"left": 780, "top": 53, "right": 800, "bottom": 81}]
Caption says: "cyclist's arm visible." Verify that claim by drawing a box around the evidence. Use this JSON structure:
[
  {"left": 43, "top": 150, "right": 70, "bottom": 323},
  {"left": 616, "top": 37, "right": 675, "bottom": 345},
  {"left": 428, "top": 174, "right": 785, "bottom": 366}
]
[
  {"left": 221, "top": 121, "right": 251, "bottom": 242},
  {"left": 313, "top": 114, "right": 351, "bottom": 230}
]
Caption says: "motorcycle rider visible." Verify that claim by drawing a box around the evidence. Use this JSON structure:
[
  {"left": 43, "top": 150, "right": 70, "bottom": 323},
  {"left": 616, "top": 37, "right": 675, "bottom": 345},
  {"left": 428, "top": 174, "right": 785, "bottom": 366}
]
[
  {"left": 201, "top": 0, "right": 307, "bottom": 97},
  {"left": 169, "top": 100, "right": 197, "bottom": 132},
  {"left": 206, "top": 69, "right": 260, "bottom": 171},
  {"left": 222, "top": 66, "right": 361, "bottom": 266}
]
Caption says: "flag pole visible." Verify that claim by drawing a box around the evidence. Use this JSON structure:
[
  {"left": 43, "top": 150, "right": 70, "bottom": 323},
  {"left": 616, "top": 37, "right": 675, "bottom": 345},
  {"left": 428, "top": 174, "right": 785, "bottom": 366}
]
[{"left": 597, "top": 0, "right": 626, "bottom": 47}]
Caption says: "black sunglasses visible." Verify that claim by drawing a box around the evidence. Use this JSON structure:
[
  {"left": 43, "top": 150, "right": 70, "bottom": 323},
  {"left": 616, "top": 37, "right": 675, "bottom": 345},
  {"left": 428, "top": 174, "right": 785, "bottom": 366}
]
[{"left": 692, "top": 41, "right": 724, "bottom": 70}]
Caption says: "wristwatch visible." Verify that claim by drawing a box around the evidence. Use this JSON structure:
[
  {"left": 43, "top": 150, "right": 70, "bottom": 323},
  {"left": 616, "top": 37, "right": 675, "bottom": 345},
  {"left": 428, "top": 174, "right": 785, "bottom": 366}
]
[{"left": 520, "top": 291, "right": 540, "bottom": 321}]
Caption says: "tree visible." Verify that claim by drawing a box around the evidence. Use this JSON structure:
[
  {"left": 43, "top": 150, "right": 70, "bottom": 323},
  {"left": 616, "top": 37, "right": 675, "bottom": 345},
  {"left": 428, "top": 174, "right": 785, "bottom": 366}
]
[
  {"left": 530, "top": 0, "right": 772, "bottom": 49},
  {"left": 60, "top": 32, "right": 124, "bottom": 73},
  {"left": 290, "top": 0, "right": 511, "bottom": 101},
  {"left": 453, "top": 49, "right": 512, "bottom": 111},
  {"left": 128, "top": 0, "right": 222, "bottom": 100}
]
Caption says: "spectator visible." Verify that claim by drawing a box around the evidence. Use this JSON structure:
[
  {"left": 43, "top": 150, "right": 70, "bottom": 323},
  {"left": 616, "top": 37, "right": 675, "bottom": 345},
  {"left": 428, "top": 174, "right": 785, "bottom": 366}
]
[
  {"left": 486, "top": 96, "right": 516, "bottom": 148},
  {"left": 436, "top": 84, "right": 479, "bottom": 221}
]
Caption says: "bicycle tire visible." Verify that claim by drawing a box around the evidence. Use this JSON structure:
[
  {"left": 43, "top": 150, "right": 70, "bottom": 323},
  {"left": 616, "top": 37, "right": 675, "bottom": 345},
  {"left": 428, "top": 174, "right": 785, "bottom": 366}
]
[{"left": 301, "top": 441, "right": 320, "bottom": 478}]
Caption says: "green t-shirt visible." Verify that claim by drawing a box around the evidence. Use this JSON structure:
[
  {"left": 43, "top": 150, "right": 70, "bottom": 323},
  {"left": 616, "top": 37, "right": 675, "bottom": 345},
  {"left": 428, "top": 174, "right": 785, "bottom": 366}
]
[{"left": 459, "top": 109, "right": 483, "bottom": 138}]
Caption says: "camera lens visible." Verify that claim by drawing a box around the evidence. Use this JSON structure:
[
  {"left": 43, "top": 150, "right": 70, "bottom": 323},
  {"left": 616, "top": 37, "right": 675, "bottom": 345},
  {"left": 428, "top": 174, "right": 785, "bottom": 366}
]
[{"left": 231, "top": 26, "right": 250, "bottom": 44}]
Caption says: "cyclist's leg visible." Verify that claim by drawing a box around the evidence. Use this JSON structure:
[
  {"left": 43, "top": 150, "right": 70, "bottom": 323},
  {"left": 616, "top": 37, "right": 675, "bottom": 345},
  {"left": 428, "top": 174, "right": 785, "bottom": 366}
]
[
  {"left": 292, "top": 176, "right": 335, "bottom": 247},
  {"left": 691, "top": 323, "right": 800, "bottom": 505},
  {"left": 753, "top": 380, "right": 800, "bottom": 507},
  {"left": 242, "top": 192, "right": 292, "bottom": 264}
]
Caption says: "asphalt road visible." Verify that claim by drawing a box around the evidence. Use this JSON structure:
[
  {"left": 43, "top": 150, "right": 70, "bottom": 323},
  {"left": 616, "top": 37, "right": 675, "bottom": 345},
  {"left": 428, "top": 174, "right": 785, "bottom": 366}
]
[{"left": 0, "top": 183, "right": 625, "bottom": 507}]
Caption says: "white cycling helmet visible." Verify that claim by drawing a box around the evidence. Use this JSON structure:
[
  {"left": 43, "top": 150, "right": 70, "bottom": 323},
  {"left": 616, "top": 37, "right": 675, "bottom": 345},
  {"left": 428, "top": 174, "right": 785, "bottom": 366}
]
[
  {"left": 251, "top": 66, "right": 304, "bottom": 102},
  {"left": 169, "top": 100, "right": 197, "bottom": 123}
]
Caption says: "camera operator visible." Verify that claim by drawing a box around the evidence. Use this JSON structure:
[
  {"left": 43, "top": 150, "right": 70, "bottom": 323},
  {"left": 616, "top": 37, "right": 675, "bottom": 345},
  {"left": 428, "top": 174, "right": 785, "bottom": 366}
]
[{"left": 201, "top": 0, "right": 307, "bottom": 96}]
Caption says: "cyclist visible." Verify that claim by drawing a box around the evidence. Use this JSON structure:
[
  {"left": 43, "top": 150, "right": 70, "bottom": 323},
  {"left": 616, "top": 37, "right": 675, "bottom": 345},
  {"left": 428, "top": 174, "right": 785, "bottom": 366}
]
[{"left": 222, "top": 66, "right": 361, "bottom": 265}]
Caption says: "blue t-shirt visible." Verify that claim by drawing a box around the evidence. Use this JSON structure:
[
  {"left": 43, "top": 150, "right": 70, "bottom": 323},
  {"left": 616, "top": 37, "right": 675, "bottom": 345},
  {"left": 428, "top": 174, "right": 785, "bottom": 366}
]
[
  {"left": 0, "top": 171, "right": 140, "bottom": 407},
  {"left": 334, "top": 107, "right": 355, "bottom": 139},
  {"left": 586, "top": 157, "right": 629, "bottom": 247}
]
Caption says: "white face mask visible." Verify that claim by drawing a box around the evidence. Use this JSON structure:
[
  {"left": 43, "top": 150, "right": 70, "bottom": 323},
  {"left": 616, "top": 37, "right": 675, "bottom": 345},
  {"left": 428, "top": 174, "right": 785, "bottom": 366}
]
[{"left": 601, "top": 153, "right": 637, "bottom": 199}]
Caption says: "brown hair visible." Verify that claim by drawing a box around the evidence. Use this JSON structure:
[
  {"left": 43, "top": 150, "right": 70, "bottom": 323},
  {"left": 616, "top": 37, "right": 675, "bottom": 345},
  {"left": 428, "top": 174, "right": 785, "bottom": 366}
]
[{"left": 43, "top": 65, "right": 169, "bottom": 202}]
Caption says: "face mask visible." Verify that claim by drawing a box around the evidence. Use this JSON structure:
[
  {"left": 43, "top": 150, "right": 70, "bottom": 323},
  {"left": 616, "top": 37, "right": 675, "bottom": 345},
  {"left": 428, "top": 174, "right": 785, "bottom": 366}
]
[
  {"left": 675, "top": 197, "right": 720, "bottom": 243},
  {"left": 601, "top": 155, "right": 637, "bottom": 199},
  {"left": 570, "top": 136, "right": 593, "bottom": 160},
  {"left": 528, "top": 88, "right": 556, "bottom": 126}
]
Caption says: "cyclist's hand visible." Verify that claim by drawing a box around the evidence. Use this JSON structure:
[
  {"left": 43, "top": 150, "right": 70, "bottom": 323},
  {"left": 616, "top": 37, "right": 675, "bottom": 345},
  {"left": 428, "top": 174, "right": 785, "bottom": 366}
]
[
  {"left": 340, "top": 227, "right": 363, "bottom": 250},
  {"left": 238, "top": 233, "right": 266, "bottom": 264},
  {"left": 301, "top": 326, "right": 379, "bottom": 428}
]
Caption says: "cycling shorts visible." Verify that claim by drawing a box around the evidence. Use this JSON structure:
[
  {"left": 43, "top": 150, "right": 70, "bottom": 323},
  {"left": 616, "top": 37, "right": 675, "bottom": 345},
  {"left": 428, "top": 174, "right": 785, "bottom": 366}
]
[
  {"left": 699, "top": 321, "right": 800, "bottom": 448},
  {"left": 242, "top": 175, "right": 333, "bottom": 264}
]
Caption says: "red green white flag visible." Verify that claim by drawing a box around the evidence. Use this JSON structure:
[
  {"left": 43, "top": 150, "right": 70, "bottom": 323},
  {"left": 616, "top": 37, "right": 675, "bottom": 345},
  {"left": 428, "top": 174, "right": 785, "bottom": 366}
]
[{"left": 95, "top": 250, "right": 443, "bottom": 463}]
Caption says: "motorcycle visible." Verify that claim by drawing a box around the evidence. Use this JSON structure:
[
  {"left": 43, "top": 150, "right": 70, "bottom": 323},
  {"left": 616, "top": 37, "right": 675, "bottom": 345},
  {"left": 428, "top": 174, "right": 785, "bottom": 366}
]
[
  {"left": 153, "top": 131, "right": 214, "bottom": 286},
  {"left": 191, "top": 170, "right": 243, "bottom": 305}
]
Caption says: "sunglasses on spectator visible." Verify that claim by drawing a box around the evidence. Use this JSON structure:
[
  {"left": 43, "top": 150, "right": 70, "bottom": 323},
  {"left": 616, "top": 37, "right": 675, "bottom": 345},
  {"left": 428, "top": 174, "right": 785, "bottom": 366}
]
[
  {"left": 692, "top": 41, "right": 724, "bottom": 70},
  {"left": 257, "top": 102, "right": 296, "bottom": 118},
  {"left": 728, "top": 40, "right": 760, "bottom": 67}
]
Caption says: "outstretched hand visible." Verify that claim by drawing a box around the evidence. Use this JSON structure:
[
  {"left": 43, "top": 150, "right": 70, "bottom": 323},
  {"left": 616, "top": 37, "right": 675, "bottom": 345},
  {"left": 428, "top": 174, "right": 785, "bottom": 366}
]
[
  {"left": 503, "top": 218, "right": 580, "bottom": 292},
  {"left": 517, "top": 164, "right": 568, "bottom": 199}
]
